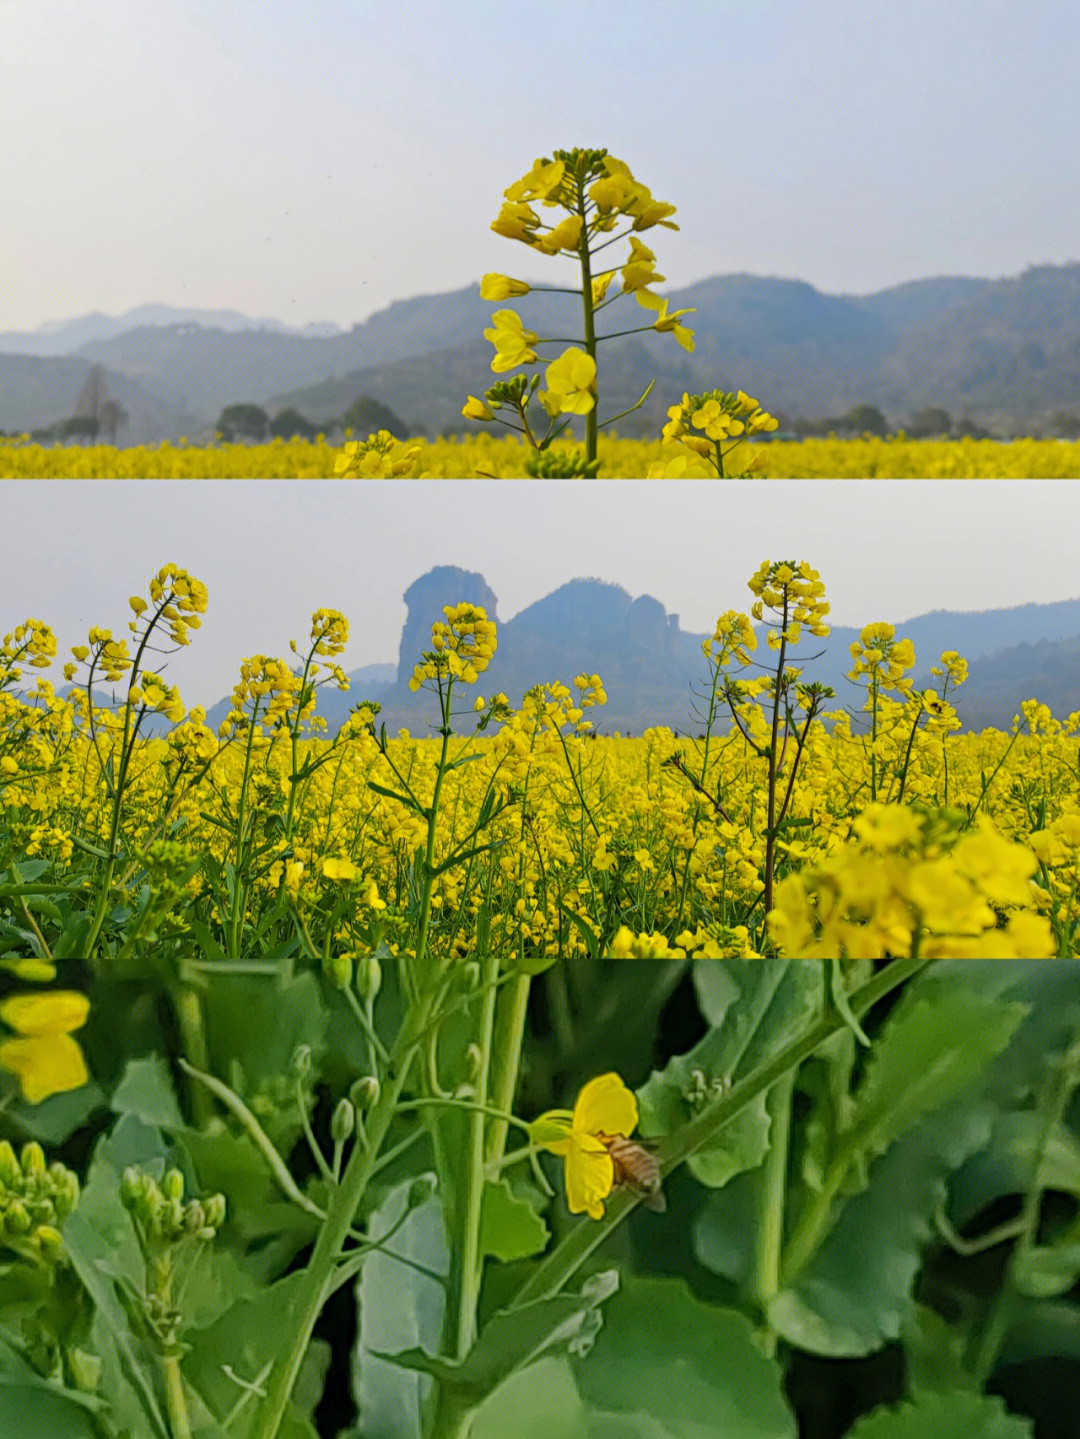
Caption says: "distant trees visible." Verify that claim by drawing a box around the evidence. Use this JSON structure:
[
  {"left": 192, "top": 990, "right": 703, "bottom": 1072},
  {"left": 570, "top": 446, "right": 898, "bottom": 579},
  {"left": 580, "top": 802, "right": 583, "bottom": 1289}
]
[
  {"left": 1051, "top": 410, "right": 1080, "bottom": 439},
  {"left": 215, "top": 404, "right": 270, "bottom": 442},
  {"left": 342, "top": 395, "right": 408, "bottom": 436},
  {"left": 268, "top": 406, "right": 318, "bottom": 440},
  {"left": 907, "top": 407, "right": 953, "bottom": 438}
]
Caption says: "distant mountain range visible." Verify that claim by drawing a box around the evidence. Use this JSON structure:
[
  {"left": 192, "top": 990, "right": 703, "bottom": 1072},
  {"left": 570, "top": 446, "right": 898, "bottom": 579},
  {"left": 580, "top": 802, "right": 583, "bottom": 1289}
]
[
  {"left": 187, "top": 570, "right": 1079, "bottom": 738},
  {"left": 51, "top": 573, "right": 1080, "bottom": 737},
  {"left": 3, "top": 263, "right": 1079, "bottom": 444}
]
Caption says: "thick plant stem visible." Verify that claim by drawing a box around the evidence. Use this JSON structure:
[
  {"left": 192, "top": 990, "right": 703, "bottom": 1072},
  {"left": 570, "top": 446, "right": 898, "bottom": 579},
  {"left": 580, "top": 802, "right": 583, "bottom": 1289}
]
[
  {"left": 751, "top": 1068, "right": 796, "bottom": 1353},
  {"left": 248, "top": 1005, "right": 432, "bottom": 1439},
  {"left": 441, "top": 948, "right": 499, "bottom": 1364},
  {"left": 162, "top": 1354, "right": 192, "bottom": 1439},
  {"left": 508, "top": 955, "right": 932, "bottom": 1312}
]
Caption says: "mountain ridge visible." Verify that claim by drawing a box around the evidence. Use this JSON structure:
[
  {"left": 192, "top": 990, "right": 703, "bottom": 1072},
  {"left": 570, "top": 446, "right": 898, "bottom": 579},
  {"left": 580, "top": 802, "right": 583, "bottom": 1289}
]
[{"left": 3, "top": 264, "right": 1078, "bottom": 443}]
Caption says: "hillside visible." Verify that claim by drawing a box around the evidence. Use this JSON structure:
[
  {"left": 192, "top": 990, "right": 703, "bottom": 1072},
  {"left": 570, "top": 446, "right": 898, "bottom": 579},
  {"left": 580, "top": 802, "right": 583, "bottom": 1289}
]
[
  {"left": 192, "top": 577, "right": 1080, "bottom": 738},
  {"left": 3, "top": 264, "right": 1079, "bottom": 442}
]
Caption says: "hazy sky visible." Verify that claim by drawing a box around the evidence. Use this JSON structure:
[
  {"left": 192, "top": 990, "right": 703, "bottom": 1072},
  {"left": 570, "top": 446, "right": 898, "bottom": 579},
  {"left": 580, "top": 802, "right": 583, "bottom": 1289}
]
[
  {"left": 6, "top": 479, "right": 1079, "bottom": 709},
  {"left": 3, "top": 0, "right": 1078, "bottom": 332}
]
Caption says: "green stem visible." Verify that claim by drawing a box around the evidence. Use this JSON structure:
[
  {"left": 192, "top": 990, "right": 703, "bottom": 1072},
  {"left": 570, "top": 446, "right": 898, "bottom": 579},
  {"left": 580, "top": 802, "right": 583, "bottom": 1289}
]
[
  {"left": 174, "top": 988, "right": 213, "bottom": 1129},
  {"left": 162, "top": 1354, "right": 192, "bottom": 1439},
  {"left": 750, "top": 1068, "right": 795, "bottom": 1352},
  {"left": 508, "top": 954, "right": 932, "bottom": 1311},
  {"left": 247, "top": 1000, "right": 436, "bottom": 1439},
  {"left": 967, "top": 1032, "right": 1080, "bottom": 1385}
]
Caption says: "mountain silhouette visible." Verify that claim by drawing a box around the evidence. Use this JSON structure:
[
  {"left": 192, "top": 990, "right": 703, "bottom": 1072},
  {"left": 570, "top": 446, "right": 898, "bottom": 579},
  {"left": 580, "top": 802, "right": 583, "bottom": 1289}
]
[{"left": 4, "top": 265, "right": 1079, "bottom": 443}]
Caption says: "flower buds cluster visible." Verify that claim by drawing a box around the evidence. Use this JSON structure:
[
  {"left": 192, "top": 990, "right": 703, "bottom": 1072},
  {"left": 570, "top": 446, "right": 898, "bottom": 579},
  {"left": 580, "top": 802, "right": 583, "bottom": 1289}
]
[
  {"left": 0, "top": 1140, "right": 79, "bottom": 1256},
  {"left": 120, "top": 1165, "right": 226, "bottom": 1243}
]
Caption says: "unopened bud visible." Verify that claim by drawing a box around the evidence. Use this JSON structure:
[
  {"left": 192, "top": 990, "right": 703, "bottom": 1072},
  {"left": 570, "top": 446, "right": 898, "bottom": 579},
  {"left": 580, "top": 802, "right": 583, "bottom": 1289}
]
[
  {"left": 292, "top": 1045, "right": 313, "bottom": 1077},
  {"left": 162, "top": 1169, "right": 185, "bottom": 1203},
  {"left": 351, "top": 1076, "right": 380, "bottom": 1112},
  {"left": 331, "top": 1098, "right": 356, "bottom": 1145},
  {"left": 407, "top": 1175, "right": 436, "bottom": 1210},
  {"left": 203, "top": 1193, "right": 227, "bottom": 1229},
  {"left": 0, "top": 1141, "right": 18, "bottom": 1187},
  {"left": 356, "top": 954, "right": 382, "bottom": 1001},
  {"left": 67, "top": 1347, "right": 102, "bottom": 1394},
  {"left": 326, "top": 951, "right": 353, "bottom": 988},
  {"left": 21, "top": 1142, "right": 46, "bottom": 1178},
  {"left": 35, "top": 1224, "right": 65, "bottom": 1260},
  {"left": 464, "top": 1044, "right": 483, "bottom": 1082}
]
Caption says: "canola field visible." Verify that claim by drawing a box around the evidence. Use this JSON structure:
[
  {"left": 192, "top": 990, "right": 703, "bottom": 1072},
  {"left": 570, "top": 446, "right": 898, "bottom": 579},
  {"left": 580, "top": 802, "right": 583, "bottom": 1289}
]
[
  {"left": 4, "top": 433, "right": 1080, "bottom": 478},
  {"left": 2, "top": 561, "right": 1078, "bottom": 982}
]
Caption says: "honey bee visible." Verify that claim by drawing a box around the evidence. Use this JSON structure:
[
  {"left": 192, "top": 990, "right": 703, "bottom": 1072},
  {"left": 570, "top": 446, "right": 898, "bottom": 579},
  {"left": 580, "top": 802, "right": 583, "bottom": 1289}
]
[{"left": 598, "top": 1133, "right": 666, "bottom": 1211}]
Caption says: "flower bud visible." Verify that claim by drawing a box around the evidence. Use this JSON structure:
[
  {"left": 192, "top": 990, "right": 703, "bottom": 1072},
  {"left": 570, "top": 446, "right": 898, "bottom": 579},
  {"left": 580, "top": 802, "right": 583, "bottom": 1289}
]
[
  {"left": 331, "top": 1098, "right": 356, "bottom": 1145},
  {"left": 326, "top": 951, "right": 353, "bottom": 988},
  {"left": 292, "top": 1045, "right": 313, "bottom": 1077},
  {"left": 464, "top": 1044, "right": 483, "bottom": 1082},
  {"left": 21, "top": 1142, "right": 46, "bottom": 1178},
  {"left": 203, "top": 1193, "right": 227, "bottom": 1229},
  {"left": 67, "top": 1347, "right": 103, "bottom": 1393},
  {"left": 356, "top": 954, "right": 382, "bottom": 1001},
  {"left": 162, "top": 1169, "right": 185, "bottom": 1203},
  {"left": 351, "top": 1076, "right": 380, "bottom": 1112},
  {"left": 407, "top": 1175, "right": 437, "bottom": 1210},
  {"left": 6, "top": 1199, "right": 31, "bottom": 1234},
  {"left": 35, "top": 1224, "right": 65, "bottom": 1261},
  {"left": 0, "top": 1140, "right": 19, "bottom": 1187}
]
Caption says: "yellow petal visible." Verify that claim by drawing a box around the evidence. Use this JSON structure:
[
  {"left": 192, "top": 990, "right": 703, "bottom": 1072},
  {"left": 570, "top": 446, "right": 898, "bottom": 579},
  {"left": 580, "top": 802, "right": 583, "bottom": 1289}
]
[
  {"left": 0, "top": 1033, "right": 89, "bottom": 1104},
  {"left": 0, "top": 990, "right": 90, "bottom": 1035},
  {"left": 573, "top": 1073, "right": 638, "bottom": 1138}
]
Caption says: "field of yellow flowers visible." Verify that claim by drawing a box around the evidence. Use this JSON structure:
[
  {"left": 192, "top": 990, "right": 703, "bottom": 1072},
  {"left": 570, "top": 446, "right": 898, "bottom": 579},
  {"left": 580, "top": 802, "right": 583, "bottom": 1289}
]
[
  {"left": 4, "top": 433, "right": 1080, "bottom": 478},
  {"left": 3, "top": 561, "right": 1078, "bottom": 995}
]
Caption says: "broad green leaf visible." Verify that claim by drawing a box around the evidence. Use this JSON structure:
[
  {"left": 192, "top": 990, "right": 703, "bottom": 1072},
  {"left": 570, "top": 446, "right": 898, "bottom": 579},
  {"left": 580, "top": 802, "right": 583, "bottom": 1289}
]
[
  {"left": 353, "top": 1177, "right": 447, "bottom": 1439},
  {"left": 479, "top": 1179, "right": 549, "bottom": 1262},
  {"left": 768, "top": 1104, "right": 994, "bottom": 1356},
  {"left": 470, "top": 1356, "right": 589, "bottom": 1439},
  {"left": 1014, "top": 1240, "right": 1080, "bottom": 1299},
  {"left": 949, "top": 1113, "right": 1080, "bottom": 1231},
  {"left": 845, "top": 1390, "right": 1033, "bottom": 1438},
  {"left": 111, "top": 1054, "right": 184, "bottom": 1129},
  {"left": 901, "top": 1304, "right": 980, "bottom": 1398},
  {"left": 182, "top": 1271, "right": 315, "bottom": 1436},
  {"left": 817, "top": 978, "right": 1027, "bottom": 1208},
  {"left": 376, "top": 1271, "right": 619, "bottom": 1401},
  {"left": 998, "top": 1298, "right": 1080, "bottom": 1366},
  {"left": 638, "top": 959, "right": 819, "bottom": 1189},
  {"left": 201, "top": 973, "right": 328, "bottom": 1086},
  {"left": 574, "top": 1275, "right": 796, "bottom": 1439}
]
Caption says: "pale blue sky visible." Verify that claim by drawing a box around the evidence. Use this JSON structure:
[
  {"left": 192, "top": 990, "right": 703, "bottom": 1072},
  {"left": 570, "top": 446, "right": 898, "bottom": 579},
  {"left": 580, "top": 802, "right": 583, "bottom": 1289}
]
[
  {"left": 6, "top": 480, "right": 1080, "bottom": 709},
  {"left": 2, "top": 0, "right": 1078, "bottom": 331}
]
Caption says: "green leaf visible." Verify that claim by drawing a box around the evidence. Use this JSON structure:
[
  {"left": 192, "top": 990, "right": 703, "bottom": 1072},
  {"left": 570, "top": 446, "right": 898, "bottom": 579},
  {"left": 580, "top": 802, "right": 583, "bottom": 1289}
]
[
  {"left": 479, "top": 1179, "right": 549, "bottom": 1262},
  {"left": 111, "top": 1055, "right": 184, "bottom": 1129},
  {"left": 353, "top": 1177, "right": 447, "bottom": 1439},
  {"left": 574, "top": 1275, "right": 796, "bottom": 1439},
  {"left": 638, "top": 959, "right": 819, "bottom": 1188},
  {"left": 821, "top": 978, "right": 1027, "bottom": 1208},
  {"left": 901, "top": 1304, "right": 980, "bottom": 1398},
  {"left": 367, "top": 779, "right": 424, "bottom": 815},
  {"left": 767, "top": 1104, "right": 994, "bottom": 1356},
  {"left": 0, "top": 1344, "right": 103, "bottom": 1439},
  {"left": 377, "top": 1271, "right": 619, "bottom": 1403},
  {"left": 470, "top": 1356, "right": 589, "bottom": 1439},
  {"left": 1014, "top": 1240, "right": 1080, "bottom": 1299},
  {"left": 845, "top": 1391, "right": 1033, "bottom": 1438},
  {"left": 202, "top": 972, "right": 328, "bottom": 1086}
]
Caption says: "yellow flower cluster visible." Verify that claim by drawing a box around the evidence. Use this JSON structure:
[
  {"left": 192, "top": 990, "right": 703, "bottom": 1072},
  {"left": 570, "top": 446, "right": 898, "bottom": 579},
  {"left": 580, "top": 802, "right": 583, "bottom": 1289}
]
[
  {"left": 409, "top": 604, "right": 498, "bottom": 691},
  {"left": 768, "top": 804, "right": 1055, "bottom": 959}
]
